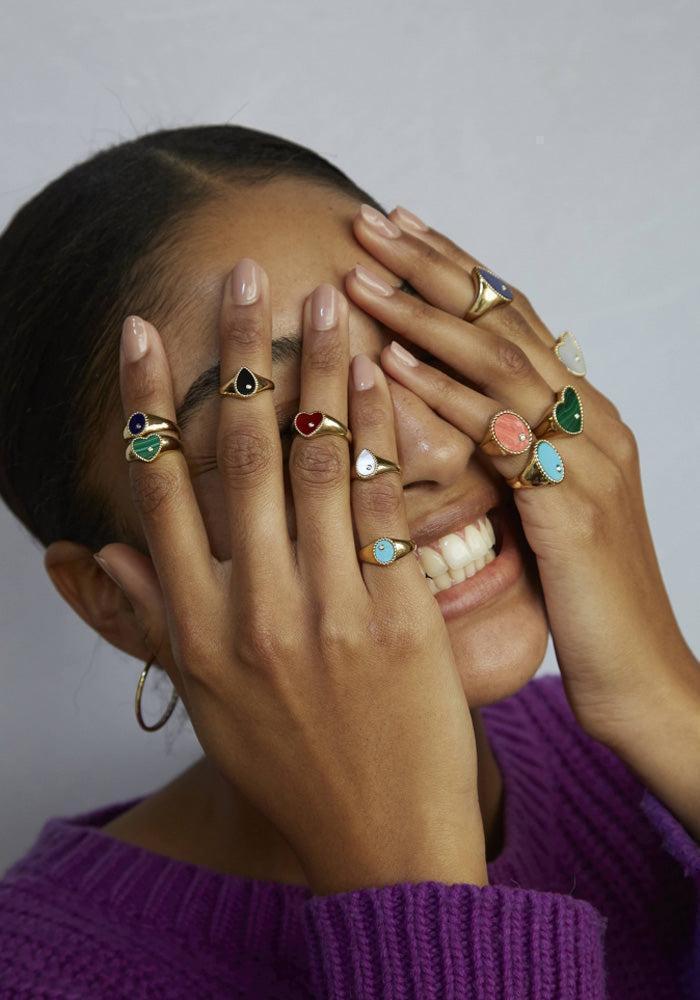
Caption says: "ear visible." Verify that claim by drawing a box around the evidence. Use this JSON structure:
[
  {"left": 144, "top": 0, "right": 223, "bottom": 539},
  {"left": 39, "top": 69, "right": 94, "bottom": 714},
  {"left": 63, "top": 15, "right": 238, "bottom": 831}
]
[{"left": 44, "top": 540, "right": 154, "bottom": 662}]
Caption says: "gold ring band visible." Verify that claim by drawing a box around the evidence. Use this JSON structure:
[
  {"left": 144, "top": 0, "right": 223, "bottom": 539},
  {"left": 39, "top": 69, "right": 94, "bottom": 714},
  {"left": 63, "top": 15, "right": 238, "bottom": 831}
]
[
  {"left": 293, "top": 411, "right": 352, "bottom": 442},
  {"left": 506, "top": 440, "right": 565, "bottom": 489},
  {"left": 123, "top": 411, "right": 181, "bottom": 440},
  {"left": 219, "top": 366, "right": 275, "bottom": 399},
  {"left": 125, "top": 433, "right": 183, "bottom": 463},
  {"left": 464, "top": 265, "right": 514, "bottom": 321},
  {"left": 351, "top": 448, "right": 401, "bottom": 480},
  {"left": 357, "top": 537, "right": 416, "bottom": 566}
]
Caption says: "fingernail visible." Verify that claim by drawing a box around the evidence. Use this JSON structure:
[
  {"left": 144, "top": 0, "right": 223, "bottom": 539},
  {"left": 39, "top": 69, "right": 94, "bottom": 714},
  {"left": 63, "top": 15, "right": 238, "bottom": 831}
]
[
  {"left": 393, "top": 205, "right": 429, "bottom": 233},
  {"left": 311, "top": 284, "right": 339, "bottom": 331},
  {"left": 121, "top": 315, "right": 151, "bottom": 363},
  {"left": 353, "top": 265, "right": 395, "bottom": 297},
  {"left": 94, "top": 552, "right": 124, "bottom": 591},
  {"left": 352, "top": 353, "right": 376, "bottom": 391},
  {"left": 230, "top": 258, "right": 261, "bottom": 305},
  {"left": 389, "top": 340, "right": 419, "bottom": 367},
  {"left": 359, "top": 204, "right": 401, "bottom": 239}
]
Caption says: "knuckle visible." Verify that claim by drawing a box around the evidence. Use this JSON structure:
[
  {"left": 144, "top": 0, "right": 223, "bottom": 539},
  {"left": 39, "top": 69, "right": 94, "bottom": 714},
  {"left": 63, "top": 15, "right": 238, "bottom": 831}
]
[
  {"left": 237, "top": 618, "right": 294, "bottom": 669},
  {"left": 355, "top": 478, "right": 404, "bottom": 520},
  {"left": 613, "top": 421, "right": 638, "bottom": 463},
  {"left": 369, "top": 611, "right": 428, "bottom": 652},
  {"left": 130, "top": 465, "right": 181, "bottom": 518},
  {"left": 290, "top": 440, "right": 346, "bottom": 488},
  {"left": 218, "top": 425, "right": 273, "bottom": 483},
  {"left": 355, "top": 400, "right": 390, "bottom": 432},
  {"left": 221, "top": 311, "right": 263, "bottom": 349},
  {"left": 494, "top": 337, "right": 532, "bottom": 380},
  {"left": 305, "top": 334, "right": 347, "bottom": 376},
  {"left": 128, "top": 358, "right": 162, "bottom": 401},
  {"left": 316, "top": 614, "right": 353, "bottom": 659}
]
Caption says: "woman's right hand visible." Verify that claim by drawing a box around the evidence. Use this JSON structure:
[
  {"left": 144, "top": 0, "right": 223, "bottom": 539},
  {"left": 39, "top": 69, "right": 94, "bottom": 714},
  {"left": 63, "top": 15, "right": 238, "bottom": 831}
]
[{"left": 100, "top": 259, "right": 488, "bottom": 895}]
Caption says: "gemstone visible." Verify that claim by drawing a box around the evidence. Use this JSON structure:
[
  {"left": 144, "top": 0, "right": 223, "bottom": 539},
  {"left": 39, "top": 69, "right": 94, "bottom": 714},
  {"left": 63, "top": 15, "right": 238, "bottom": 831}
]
[
  {"left": 553, "top": 386, "right": 583, "bottom": 434},
  {"left": 477, "top": 267, "right": 514, "bottom": 302},
  {"left": 131, "top": 433, "right": 162, "bottom": 462},
  {"left": 128, "top": 412, "right": 147, "bottom": 435},
  {"left": 355, "top": 448, "right": 378, "bottom": 478},
  {"left": 373, "top": 538, "right": 396, "bottom": 564},
  {"left": 554, "top": 332, "right": 586, "bottom": 377},
  {"left": 234, "top": 366, "right": 257, "bottom": 396},
  {"left": 491, "top": 411, "right": 532, "bottom": 454},
  {"left": 294, "top": 411, "right": 323, "bottom": 436},
  {"left": 535, "top": 440, "right": 565, "bottom": 483}
]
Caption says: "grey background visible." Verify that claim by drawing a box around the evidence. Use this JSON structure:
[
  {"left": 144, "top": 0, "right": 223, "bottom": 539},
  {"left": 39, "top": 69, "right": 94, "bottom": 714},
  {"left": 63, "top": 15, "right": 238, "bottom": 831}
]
[{"left": 1, "top": 0, "right": 698, "bottom": 874}]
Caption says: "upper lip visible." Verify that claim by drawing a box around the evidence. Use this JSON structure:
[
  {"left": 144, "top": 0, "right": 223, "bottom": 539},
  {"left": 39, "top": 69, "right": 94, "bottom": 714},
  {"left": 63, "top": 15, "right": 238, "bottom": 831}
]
[{"left": 408, "top": 480, "right": 502, "bottom": 548}]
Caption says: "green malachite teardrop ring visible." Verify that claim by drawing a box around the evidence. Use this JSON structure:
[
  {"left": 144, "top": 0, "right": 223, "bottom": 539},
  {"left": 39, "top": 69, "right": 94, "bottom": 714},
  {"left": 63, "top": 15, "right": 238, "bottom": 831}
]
[{"left": 533, "top": 385, "right": 584, "bottom": 440}]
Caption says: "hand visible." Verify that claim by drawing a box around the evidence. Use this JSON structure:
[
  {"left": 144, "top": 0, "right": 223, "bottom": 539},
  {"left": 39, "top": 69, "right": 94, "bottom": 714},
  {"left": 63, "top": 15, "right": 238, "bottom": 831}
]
[
  {"left": 345, "top": 205, "right": 699, "bottom": 753},
  {"left": 98, "top": 261, "right": 489, "bottom": 895}
]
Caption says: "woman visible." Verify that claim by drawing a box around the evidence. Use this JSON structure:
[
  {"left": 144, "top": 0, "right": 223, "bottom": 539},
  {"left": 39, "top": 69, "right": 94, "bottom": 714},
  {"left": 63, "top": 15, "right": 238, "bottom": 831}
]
[{"left": 0, "top": 125, "right": 697, "bottom": 999}]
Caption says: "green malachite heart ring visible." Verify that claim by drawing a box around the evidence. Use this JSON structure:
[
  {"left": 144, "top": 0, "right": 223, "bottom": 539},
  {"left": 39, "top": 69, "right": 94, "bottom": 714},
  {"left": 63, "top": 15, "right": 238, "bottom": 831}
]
[
  {"left": 219, "top": 366, "right": 275, "bottom": 398},
  {"left": 533, "top": 385, "right": 584, "bottom": 439},
  {"left": 506, "top": 439, "right": 565, "bottom": 489},
  {"left": 464, "top": 265, "right": 514, "bottom": 321},
  {"left": 125, "top": 433, "right": 183, "bottom": 463},
  {"left": 123, "top": 411, "right": 181, "bottom": 440},
  {"left": 553, "top": 331, "right": 587, "bottom": 377},
  {"left": 358, "top": 537, "right": 416, "bottom": 566},
  {"left": 351, "top": 448, "right": 401, "bottom": 480}
]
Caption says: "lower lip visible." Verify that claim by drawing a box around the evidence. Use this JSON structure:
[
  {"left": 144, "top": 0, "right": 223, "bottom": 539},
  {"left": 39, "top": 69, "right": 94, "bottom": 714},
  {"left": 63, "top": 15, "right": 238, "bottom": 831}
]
[{"left": 432, "top": 510, "right": 524, "bottom": 621}]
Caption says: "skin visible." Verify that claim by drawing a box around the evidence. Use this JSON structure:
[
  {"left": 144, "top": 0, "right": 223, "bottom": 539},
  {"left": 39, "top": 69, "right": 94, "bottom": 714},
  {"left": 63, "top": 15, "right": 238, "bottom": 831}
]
[{"left": 43, "top": 179, "right": 699, "bottom": 890}]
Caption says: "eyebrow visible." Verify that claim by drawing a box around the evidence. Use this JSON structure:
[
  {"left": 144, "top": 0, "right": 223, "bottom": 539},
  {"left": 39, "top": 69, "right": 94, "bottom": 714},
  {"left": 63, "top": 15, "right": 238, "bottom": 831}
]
[{"left": 174, "top": 278, "right": 418, "bottom": 431}]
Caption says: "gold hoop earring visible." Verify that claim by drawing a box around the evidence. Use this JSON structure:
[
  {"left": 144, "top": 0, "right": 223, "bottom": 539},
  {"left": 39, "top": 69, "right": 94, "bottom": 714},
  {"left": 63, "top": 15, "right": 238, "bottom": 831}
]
[{"left": 135, "top": 654, "right": 179, "bottom": 732}]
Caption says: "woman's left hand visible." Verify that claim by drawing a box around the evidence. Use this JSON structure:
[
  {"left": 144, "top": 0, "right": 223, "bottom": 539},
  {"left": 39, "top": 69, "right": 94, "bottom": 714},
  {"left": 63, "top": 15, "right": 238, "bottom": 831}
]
[{"left": 344, "top": 204, "right": 700, "bottom": 764}]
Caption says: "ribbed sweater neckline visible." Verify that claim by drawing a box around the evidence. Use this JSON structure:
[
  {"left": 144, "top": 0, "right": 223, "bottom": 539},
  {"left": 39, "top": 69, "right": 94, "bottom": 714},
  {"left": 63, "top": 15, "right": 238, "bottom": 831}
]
[{"left": 10, "top": 677, "right": 559, "bottom": 963}]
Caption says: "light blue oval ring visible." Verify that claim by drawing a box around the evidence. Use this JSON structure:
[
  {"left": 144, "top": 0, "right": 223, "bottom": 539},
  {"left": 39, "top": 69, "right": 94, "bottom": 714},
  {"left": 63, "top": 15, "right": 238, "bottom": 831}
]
[
  {"left": 373, "top": 538, "right": 397, "bottom": 564},
  {"left": 535, "top": 440, "right": 565, "bottom": 483}
]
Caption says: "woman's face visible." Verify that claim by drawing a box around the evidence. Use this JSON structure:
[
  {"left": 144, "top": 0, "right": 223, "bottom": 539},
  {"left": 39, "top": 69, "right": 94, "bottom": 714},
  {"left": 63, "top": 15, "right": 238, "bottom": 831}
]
[{"left": 101, "top": 177, "right": 549, "bottom": 708}]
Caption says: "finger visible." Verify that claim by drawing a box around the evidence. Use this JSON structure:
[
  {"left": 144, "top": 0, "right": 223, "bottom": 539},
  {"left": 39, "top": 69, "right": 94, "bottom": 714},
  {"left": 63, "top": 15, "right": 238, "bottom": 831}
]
[
  {"left": 216, "top": 259, "right": 296, "bottom": 601},
  {"left": 119, "top": 314, "right": 218, "bottom": 623},
  {"left": 289, "top": 285, "right": 360, "bottom": 596},
  {"left": 345, "top": 265, "right": 553, "bottom": 426},
  {"left": 348, "top": 354, "right": 425, "bottom": 597},
  {"left": 387, "top": 204, "right": 555, "bottom": 347}
]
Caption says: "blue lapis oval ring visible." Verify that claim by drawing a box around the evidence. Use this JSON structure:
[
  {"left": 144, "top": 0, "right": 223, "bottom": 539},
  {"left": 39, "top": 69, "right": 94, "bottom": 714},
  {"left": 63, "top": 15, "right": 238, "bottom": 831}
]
[
  {"left": 357, "top": 536, "right": 417, "bottom": 567},
  {"left": 123, "top": 411, "right": 182, "bottom": 441},
  {"left": 507, "top": 439, "right": 565, "bottom": 489},
  {"left": 464, "top": 265, "right": 514, "bottom": 321}
]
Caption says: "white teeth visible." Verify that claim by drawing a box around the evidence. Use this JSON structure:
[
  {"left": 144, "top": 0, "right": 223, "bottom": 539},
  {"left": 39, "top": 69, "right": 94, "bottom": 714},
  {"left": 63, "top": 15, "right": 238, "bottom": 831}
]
[
  {"left": 416, "top": 513, "right": 498, "bottom": 594},
  {"left": 438, "top": 532, "right": 471, "bottom": 569},
  {"left": 417, "top": 545, "right": 449, "bottom": 578}
]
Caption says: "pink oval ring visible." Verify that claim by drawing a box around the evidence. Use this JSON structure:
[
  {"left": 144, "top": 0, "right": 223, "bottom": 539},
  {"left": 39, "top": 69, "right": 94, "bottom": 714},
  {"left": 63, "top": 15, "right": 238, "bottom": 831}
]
[{"left": 491, "top": 410, "right": 533, "bottom": 455}]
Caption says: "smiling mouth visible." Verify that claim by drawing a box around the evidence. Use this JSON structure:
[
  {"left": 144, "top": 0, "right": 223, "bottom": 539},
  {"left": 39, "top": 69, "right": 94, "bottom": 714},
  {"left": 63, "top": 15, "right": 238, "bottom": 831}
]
[{"left": 415, "top": 509, "right": 500, "bottom": 594}]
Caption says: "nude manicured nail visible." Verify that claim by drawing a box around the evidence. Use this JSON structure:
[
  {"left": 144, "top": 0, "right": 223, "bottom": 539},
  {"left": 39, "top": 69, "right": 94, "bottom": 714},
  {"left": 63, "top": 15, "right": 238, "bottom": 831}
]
[
  {"left": 353, "top": 265, "right": 395, "bottom": 297},
  {"left": 389, "top": 340, "right": 419, "bottom": 367},
  {"left": 393, "top": 205, "right": 429, "bottom": 233},
  {"left": 121, "top": 315, "right": 151, "bottom": 363},
  {"left": 352, "top": 353, "right": 376, "bottom": 391},
  {"left": 359, "top": 204, "right": 401, "bottom": 238},
  {"left": 311, "top": 284, "right": 339, "bottom": 331},
  {"left": 231, "top": 258, "right": 261, "bottom": 305}
]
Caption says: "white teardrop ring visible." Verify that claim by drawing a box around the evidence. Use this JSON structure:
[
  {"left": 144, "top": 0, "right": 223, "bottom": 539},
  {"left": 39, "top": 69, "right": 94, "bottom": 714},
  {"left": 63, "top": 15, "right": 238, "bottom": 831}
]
[{"left": 351, "top": 447, "right": 401, "bottom": 481}]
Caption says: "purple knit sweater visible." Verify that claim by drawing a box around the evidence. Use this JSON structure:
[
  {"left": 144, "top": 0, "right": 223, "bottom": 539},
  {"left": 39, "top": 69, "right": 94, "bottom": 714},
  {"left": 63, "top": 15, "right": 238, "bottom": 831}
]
[{"left": 1, "top": 674, "right": 698, "bottom": 998}]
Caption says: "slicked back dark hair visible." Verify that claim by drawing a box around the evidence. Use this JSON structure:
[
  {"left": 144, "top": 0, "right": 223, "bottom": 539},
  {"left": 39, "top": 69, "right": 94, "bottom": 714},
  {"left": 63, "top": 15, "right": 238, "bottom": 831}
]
[{"left": 0, "top": 125, "right": 382, "bottom": 552}]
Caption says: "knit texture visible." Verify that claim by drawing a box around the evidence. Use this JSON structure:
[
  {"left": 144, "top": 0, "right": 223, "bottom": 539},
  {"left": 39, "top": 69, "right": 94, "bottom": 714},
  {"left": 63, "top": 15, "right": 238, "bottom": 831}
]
[{"left": 0, "top": 673, "right": 698, "bottom": 999}]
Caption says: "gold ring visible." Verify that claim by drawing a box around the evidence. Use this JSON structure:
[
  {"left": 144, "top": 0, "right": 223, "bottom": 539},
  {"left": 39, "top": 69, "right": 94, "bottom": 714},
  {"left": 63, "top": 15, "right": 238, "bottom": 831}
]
[
  {"left": 463, "top": 265, "right": 514, "bottom": 321},
  {"left": 479, "top": 410, "right": 533, "bottom": 456},
  {"left": 125, "top": 433, "right": 183, "bottom": 463},
  {"left": 123, "top": 411, "right": 181, "bottom": 440},
  {"left": 552, "top": 331, "right": 586, "bottom": 377},
  {"left": 357, "top": 537, "right": 416, "bottom": 566},
  {"left": 351, "top": 448, "right": 401, "bottom": 480},
  {"left": 532, "top": 385, "right": 583, "bottom": 439},
  {"left": 506, "top": 440, "right": 565, "bottom": 489},
  {"left": 219, "top": 366, "right": 275, "bottom": 398},
  {"left": 293, "top": 410, "right": 352, "bottom": 442}
]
